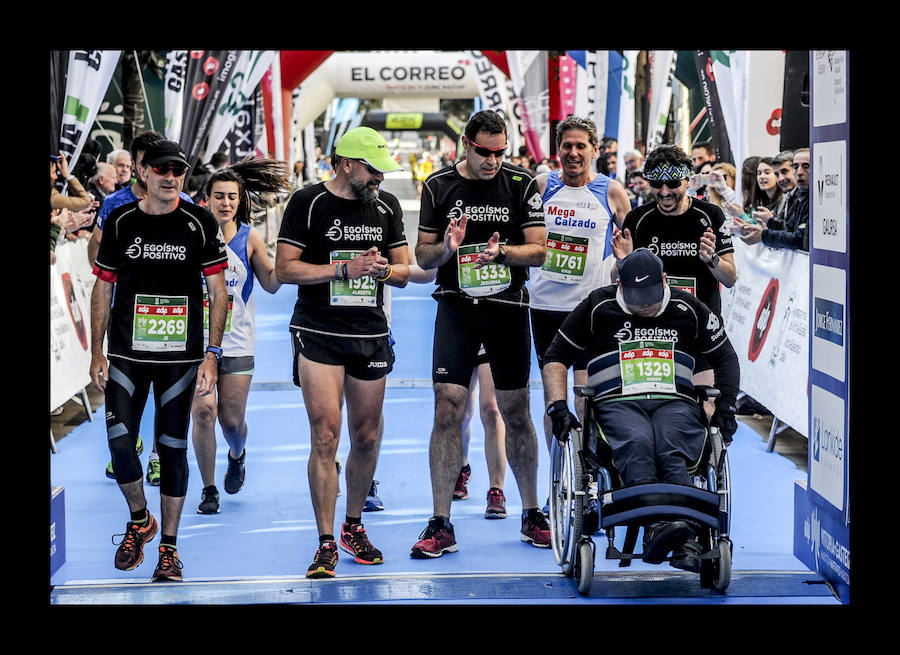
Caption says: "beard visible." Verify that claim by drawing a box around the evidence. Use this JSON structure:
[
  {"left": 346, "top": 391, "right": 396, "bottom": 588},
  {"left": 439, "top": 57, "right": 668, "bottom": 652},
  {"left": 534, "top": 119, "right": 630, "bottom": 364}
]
[{"left": 350, "top": 177, "right": 380, "bottom": 203}]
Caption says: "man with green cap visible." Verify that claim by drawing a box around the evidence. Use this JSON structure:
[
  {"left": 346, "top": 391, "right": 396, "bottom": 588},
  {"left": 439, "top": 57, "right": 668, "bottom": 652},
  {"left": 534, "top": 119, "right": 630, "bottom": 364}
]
[{"left": 275, "top": 127, "right": 410, "bottom": 578}]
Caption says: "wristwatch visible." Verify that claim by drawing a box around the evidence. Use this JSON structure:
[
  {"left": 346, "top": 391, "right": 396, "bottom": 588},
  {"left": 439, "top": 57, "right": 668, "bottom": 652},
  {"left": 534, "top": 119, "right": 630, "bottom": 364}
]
[
  {"left": 205, "top": 345, "right": 223, "bottom": 360},
  {"left": 707, "top": 254, "right": 720, "bottom": 269},
  {"left": 495, "top": 244, "right": 507, "bottom": 264}
]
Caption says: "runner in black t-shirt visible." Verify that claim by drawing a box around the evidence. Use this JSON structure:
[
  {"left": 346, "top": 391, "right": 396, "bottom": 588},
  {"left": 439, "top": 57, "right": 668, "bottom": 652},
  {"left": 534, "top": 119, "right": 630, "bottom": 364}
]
[
  {"left": 542, "top": 248, "right": 739, "bottom": 572},
  {"left": 275, "top": 127, "right": 410, "bottom": 578},
  {"left": 611, "top": 144, "right": 737, "bottom": 409},
  {"left": 410, "top": 110, "right": 548, "bottom": 559},
  {"left": 89, "top": 139, "right": 229, "bottom": 583}
]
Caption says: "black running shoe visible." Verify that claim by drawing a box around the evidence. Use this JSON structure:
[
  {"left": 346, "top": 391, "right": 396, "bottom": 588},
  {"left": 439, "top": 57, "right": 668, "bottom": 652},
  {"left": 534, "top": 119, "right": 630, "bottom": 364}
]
[
  {"left": 224, "top": 449, "right": 246, "bottom": 495},
  {"left": 670, "top": 538, "right": 703, "bottom": 572},
  {"left": 197, "top": 485, "right": 220, "bottom": 514},
  {"left": 307, "top": 540, "right": 339, "bottom": 578}
]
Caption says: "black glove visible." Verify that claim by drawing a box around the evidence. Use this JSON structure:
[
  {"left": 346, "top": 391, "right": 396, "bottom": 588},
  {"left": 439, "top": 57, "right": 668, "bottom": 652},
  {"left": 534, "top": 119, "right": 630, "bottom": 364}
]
[
  {"left": 547, "top": 400, "right": 581, "bottom": 442},
  {"left": 714, "top": 403, "right": 738, "bottom": 444}
]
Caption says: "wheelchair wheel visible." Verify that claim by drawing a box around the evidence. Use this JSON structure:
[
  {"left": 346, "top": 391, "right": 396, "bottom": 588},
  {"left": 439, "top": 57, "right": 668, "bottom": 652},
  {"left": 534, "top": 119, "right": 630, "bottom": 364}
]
[
  {"left": 711, "top": 539, "right": 732, "bottom": 592},
  {"left": 575, "top": 540, "right": 594, "bottom": 594},
  {"left": 549, "top": 430, "right": 584, "bottom": 577}
]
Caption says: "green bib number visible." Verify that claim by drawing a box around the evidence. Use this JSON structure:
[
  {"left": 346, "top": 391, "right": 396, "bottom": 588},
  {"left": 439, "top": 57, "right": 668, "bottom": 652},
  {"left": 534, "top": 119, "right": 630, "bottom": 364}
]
[
  {"left": 132, "top": 294, "right": 188, "bottom": 352},
  {"left": 542, "top": 232, "right": 588, "bottom": 282},
  {"left": 331, "top": 250, "right": 378, "bottom": 306},
  {"left": 619, "top": 339, "right": 676, "bottom": 394},
  {"left": 457, "top": 242, "right": 510, "bottom": 297}
]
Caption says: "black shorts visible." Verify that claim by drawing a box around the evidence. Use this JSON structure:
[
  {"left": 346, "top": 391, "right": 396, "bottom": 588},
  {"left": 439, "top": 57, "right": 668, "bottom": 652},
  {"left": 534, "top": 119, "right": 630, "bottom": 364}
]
[
  {"left": 432, "top": 296, "right": 530, "bottom": 390},
  {"left": 290, "top": 328, "right": 394, "bottom": 384},
  {"left": 530, "top": 307, "right": 589, "bottom": 370}
]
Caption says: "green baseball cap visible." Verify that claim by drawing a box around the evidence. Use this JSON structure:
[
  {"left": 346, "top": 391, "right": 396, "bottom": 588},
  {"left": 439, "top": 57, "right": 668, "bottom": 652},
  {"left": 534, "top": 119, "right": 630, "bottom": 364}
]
[{"left": 335, "top": 127, "right": 402, "bottom": 173}]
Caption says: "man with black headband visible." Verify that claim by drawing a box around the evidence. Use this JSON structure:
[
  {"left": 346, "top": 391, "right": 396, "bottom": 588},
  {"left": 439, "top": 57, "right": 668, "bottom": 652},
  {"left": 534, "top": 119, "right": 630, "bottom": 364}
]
[
  {"left": 612, "top": 144, "right": 736, "bottom": 408},
  {"left": 541, "top": 248, "right": 740, "bottom": 572},
  {"left": 276, "top": 126, "right": 410, "bottom": 579}
]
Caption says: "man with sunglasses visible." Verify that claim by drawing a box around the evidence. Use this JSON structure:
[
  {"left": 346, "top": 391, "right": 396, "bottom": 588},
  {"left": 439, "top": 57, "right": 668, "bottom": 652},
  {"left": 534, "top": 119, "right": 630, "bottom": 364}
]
[
  {"left": 411, "top": 109, "right": 547, "bottom": 558},
  {"left": 612, "top": 144, "right": 737, "bottom": 414},
  {"left": 89, "top": 131, "right": 195, "bottom": 486},
  {"left": 276, "top": 126, "right": 410, "bottom": 578},
  {"left": 90, "top": 139, "right": 229, "bottom": 583}
]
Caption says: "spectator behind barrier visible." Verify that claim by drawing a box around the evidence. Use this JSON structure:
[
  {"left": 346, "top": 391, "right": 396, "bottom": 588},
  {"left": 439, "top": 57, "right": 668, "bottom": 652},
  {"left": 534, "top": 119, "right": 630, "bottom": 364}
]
[{"left": 739, "top": 148, "right": 809, "bottom": 252}]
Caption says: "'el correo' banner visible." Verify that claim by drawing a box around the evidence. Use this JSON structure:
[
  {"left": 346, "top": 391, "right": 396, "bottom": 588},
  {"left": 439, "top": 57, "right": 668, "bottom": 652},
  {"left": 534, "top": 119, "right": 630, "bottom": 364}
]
[{"left": 335, "top": 52, "right": 479, "bottom": 97}]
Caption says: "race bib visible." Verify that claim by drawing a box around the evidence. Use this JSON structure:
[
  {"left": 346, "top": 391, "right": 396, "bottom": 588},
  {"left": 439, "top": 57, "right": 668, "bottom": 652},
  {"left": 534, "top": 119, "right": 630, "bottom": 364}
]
[
  {"left": 667, "top": 275, "right": 697, "bottom": 295},
  {"left": 619, "top": 339, "right": 676, "bottom": 394},
  {"left": 542, "top": 232, "right": 589, "bottom": 283},
  {"left": 457, "top": 242, "right": 510, "bottom": 298},
  {"left": 132, "top": 294, "right": 188, "bottom": 352},
  {"left": 203, "top": 292, "right": 234, "bottom": 333},
  {"left": 330, "top": 250, "right": 378, "bottom": 306}
]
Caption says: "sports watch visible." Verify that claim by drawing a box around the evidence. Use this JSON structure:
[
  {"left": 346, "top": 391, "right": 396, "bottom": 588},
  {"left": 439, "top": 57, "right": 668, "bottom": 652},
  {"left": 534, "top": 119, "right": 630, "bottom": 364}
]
[{"left": 205, "top": 345, "right": 223, "bottom": 360}]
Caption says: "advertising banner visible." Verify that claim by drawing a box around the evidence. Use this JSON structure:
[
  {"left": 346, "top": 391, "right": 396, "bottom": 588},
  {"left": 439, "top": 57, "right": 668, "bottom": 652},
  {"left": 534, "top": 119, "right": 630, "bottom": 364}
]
[
  {"left": 178, "top": 50, "right": 240, "bottom": 169},
  {"left": 50, "top": 239, "right": 97, "bottom": 411},
  {"left": 693, "top": 50, "right": 734, "bottom": 164},
  {"left": 720, "top": 239, "right": 809, "bottom": 436}
]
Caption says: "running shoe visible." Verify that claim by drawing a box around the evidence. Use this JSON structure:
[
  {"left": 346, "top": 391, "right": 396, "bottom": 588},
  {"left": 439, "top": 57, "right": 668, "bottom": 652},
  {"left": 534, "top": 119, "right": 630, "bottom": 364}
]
[
  {"left": 146, "top": 458, "right": 160, "bottom": 486},
  {"left": 670, "top": 538, "right": 703, "bottom": 572},
  {"left": 520, "top": 509, "right": 552, "bottom": 548},
  {"left": 105, "top": 434, "right": 144, "bottom": 479},
  {"left": 410, "top": 517, "right": 458, "bottom": 559},
  {"left": 453, "top": 465, "right": 471, "bottom": 500},
  {"left": 339, "top": 523, "right": 384, "bottom": 564},
  {"left": 484, "top": 488, "right": 507, "bottom": 519},
  {"left": 197, "top": 485, "right": 220, "bottom": 514},
  {"left": 224, "top": 449, "right": 246, "bottom": 495},
  {"left": 363, "top": 480, "right": 384, "bottom": 512},
  {"left": 151, "top": 544, "right": 183, "bottom": 582},
  {"left": 306, "top": 540, "right": 339, "bottom": 578},
  {"left": 112, "top": 512, "right": 158, "bottom": 570}
]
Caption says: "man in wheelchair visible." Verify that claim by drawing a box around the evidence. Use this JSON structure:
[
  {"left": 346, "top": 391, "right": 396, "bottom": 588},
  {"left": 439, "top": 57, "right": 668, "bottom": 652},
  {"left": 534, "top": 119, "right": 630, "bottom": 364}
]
[{"left": 541, "top": 248, "right": 739, "bottom": 572}]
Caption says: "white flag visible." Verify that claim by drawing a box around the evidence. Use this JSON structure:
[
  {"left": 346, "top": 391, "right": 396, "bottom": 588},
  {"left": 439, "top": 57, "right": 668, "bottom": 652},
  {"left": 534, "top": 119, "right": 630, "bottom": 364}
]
[
  {"left": 163, "top": 50, "right": 187, "bottom": 141},
  {"left": 646, "top": 50, "right": 677, "bottom": 152},
  {"left": 59, "top": 50, "right": 121, "bottom": 168}
]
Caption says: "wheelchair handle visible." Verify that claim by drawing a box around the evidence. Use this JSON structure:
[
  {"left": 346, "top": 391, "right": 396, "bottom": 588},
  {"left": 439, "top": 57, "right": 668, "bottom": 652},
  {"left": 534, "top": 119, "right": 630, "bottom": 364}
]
[{"left": 574, "top": 385, "right": 598, "bottom": 399}]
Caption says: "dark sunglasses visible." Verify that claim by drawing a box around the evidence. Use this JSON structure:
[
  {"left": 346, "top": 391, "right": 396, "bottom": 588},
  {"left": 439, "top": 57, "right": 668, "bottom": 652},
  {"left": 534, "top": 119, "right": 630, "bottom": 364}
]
[
  {"left": 648, "top": 179, "right": 685, "bottom": 190},
  {"left": 469, "top": 139, "right": 507, "bottom": 158},
  {"left": 150, "top": 162, "right": 189, "bottom": 176},
  {"left": 353, "top": 159, "right": 382, "bottom": 176}
]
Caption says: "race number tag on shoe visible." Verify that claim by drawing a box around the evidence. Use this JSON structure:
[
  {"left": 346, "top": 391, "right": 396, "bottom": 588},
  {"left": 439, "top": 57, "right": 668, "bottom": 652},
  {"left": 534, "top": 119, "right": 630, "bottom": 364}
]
[
  {"left": 542, "top": 232, "right": 589, "bottom": 283},
  {"left": 132, "top": 295, "right": 188, "bottom": 352},
  {"left": 331, "top": 250, "right": 377, "bottom": 306},
  {"left": 203, "top": 293, "right": 234, "bottom": 333},
  {"left": 666, "top": 275, "right": 697, "bottom": 295},
  {"left": 457, "top": 242, "right": 510, "bottom": 298},
  {"left": 618, "top": 339, "right": 676, "bottom": 395}
]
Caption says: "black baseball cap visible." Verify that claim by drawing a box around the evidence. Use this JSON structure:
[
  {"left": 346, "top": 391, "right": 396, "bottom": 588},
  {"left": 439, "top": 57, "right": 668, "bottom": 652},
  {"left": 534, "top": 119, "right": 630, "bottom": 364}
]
[
  {"left": 142, "top": 140, "right": 190, "bottom": 168},
  {"left": 619, "top": 248, "right": 665, "bottom": 306}
]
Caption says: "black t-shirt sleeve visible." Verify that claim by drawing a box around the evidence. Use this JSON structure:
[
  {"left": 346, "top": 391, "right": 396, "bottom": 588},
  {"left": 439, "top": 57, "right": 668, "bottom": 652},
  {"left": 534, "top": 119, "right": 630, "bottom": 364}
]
[
  {"left": 694, "top": 295, "right": 739, "bottom": 406},
  {"left": 277, "top": 191, "right": 310, "bottom": 250},
  {"left": 417, "top": 174, "right": 442, "bottom": 236},
  {"left": 709, "top": 202, "right": 734, "bottom": 255}
]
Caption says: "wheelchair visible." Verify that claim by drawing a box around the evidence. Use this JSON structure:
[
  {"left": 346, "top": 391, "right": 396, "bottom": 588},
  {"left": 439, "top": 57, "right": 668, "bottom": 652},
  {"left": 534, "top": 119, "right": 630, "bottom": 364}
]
[{"left": 548, "top": 385, "right": 733, "bottom": 594}]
